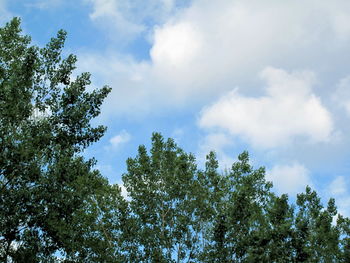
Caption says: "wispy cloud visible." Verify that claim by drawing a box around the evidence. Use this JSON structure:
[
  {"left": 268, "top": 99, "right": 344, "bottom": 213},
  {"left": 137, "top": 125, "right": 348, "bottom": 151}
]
[
  {"left": 329, "top": 176, "right": 348, "bottom": 196},
  {"left": 0, "top": 0, "right": 12, "bottom": 25},
  {"left": 84, "top": 0, "right": 186, "bottom": 43},
  {"left": 109, "top": 130, "right": 131, "bottom": 149},
  {"left": 24, "top": 0, "right": 64, "bottom": 9},
  {"left": 333, "top": 76, "right": 350, "bottom": 117}
]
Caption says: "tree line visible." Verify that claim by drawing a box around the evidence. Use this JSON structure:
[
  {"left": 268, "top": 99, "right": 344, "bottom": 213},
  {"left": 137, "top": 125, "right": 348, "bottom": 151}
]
[{"left": 1, "top": 18, "right": 349, "bottom": 262}]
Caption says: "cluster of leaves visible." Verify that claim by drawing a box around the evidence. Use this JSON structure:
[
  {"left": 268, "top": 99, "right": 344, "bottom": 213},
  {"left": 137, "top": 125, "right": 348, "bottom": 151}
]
[{"left": 1, "top": 18, "right": 350, "bottom": 262}]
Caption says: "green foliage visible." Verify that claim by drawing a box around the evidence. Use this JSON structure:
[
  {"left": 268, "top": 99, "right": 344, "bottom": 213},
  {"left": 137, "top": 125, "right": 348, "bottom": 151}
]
[
  {"left": 122, "top": 133, "right": 201, "bottom": 262},
  {"left": 120, "top": 134, "right": 350, "bottom": 262},
  {"left": 0, "top": 18, "right": 127, "bottom": 262}
]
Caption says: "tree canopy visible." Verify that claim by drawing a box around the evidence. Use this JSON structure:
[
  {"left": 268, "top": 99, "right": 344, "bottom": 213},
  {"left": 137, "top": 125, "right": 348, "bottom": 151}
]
[
  {"left": 1, "top": 18, "right": 350, "bottom": 262},
  {"left": 122, "top": 135, "right": 350, "bottom": 262},
  {"left": 0, "top": 18, "right": 126, "bottom": 262}
]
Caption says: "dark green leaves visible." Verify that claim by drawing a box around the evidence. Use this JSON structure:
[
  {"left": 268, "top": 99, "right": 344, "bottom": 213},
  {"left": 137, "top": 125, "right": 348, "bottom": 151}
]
[
  {"left": 0, "top": 18, "right": 119, "bottom": 262},
  {"left": 121, "top": 135, "right": 350, "bottom": 262}
]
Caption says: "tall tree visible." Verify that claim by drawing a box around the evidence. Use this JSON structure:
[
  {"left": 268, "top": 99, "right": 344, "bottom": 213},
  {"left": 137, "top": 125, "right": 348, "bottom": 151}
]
[
  {"left": 292, "top": 187, "right": 341, "bottom": 262},
  {"left": 122, "top": 133, "right": 203, "bottom": 262},
  {"left": 0, "top": 18, "right": 126, "bottom": 262},
  {"left": 200, "top": 152, "right": 274, "bottom": 262}
]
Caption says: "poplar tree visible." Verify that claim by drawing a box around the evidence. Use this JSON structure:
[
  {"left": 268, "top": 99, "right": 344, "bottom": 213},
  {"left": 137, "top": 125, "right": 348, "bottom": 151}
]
[{"left": 0, "top": 18, "right": 126, "bottom": 262}]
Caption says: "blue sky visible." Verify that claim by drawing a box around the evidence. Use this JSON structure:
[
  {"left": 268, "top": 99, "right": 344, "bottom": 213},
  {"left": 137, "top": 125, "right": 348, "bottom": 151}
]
[{"left": 2, "top": 0, "right": 350, "bottom": 215}]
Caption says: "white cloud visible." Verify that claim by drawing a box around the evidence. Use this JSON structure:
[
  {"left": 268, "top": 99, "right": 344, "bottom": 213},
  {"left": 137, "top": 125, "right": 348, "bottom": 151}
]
[
  {"left": 109, "top": 130, "right": 131, "bottom": 148},
  {"left": 86, "top": 0, "right": 144, "bottom": 38},
  {"left": 146, "top": 0, "right": 350, "bottom": 101},
  {"left": 76, "top": 53, "right": 153, "bottom": 117},
  {"left": 198, "top": 67, "right": 333, "bottom": 148},
  {"left": 77, "top": 0, "right": 350, "bottom": 118},
  {"left": 85, "top": 0, "right": 183, "bottom": 41},
  {"left": 266, "top": 163, "right": 312, "bottom": 196},
  {"left": 151, "top": 22, "right": 202, "bottom": 67}
]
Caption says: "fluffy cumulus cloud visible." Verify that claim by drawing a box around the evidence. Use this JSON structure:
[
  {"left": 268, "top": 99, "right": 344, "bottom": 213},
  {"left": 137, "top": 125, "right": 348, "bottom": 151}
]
[
  {"left": 198, "top": 67, "right": 333, "bottom": 148},
  {"left": 266, "top": 163, "right": 312, "bottom": 196},
  {"left": 148, "top": 0, "right": 350, "bottom": 100},
  {"left": 151, "top": 22, "right": 202, "bottom": 68},
  {"left": 78, "top": 0, "right": 350, "bottom": 117}
]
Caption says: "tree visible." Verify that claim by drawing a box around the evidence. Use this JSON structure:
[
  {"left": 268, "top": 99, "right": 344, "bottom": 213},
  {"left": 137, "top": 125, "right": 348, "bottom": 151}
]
[
  {"left": 292, "top": 187, "right": 341, "bottom": 262},
  {"left": 122, "top": 133, "right": 203, "bottom": 262},
  {"left": 121, "top": 135, "right": 350, "bottom": 262},
  {"left": 200, "top": 152, "right": 274, "bottom": 262},
  {"left": 0, "top": 18, "right": 126, "bottom": 262}
]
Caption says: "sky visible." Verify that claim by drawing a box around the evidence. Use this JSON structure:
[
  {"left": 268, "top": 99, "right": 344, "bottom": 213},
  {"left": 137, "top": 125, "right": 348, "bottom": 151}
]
[{"left": 2, "top": 0, "right": 350, "bottom": 216}]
